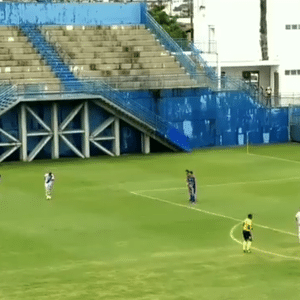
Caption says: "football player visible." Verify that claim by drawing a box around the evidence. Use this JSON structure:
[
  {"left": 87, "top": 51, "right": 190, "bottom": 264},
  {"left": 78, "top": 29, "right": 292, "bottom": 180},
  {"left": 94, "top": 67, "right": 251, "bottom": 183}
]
[
  {"left": 44, "top": 172, "right": 55, "bottom": 200},
  {"left": 186, "top": 170, "right": 197, "bottom": 204},
  {"left": 242, "top": 214, "right": 253, "bottom": 253}
]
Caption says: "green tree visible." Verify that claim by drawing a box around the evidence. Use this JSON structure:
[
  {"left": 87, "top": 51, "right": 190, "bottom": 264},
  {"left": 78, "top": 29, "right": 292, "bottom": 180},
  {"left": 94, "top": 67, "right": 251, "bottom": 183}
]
[
  {"left": 150, "top": 5, "right": 187, "bottom": 40},
  {"left": 260, "top": 0, "right": 269, "bottom": 60}
]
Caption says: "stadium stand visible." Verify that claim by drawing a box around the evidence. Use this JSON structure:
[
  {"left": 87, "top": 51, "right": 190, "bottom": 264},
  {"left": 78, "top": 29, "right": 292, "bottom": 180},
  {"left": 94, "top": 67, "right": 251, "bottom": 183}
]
[
  {"left": 0, "top": 26, "right": 61, "bottom": 91},
  {"left": 0, "top": 2, "right": 290, "bottom": 162},
  {"left": 40, "top": 25, "right": 199, "bottom": 90}
]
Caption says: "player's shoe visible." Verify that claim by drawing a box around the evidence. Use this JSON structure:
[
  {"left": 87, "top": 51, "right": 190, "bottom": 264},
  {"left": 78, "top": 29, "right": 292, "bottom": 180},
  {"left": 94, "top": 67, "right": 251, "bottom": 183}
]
[
  {"left": 247, "top": 250, "right": 251, "bottom": 253},
  {"left": 46, "top": 195, "right": 51, "bottom": 200}
]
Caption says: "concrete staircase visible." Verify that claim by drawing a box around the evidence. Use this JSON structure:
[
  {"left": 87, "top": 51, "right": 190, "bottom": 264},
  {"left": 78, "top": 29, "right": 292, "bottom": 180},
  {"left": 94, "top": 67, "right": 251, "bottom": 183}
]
[{"left": 41, "top": 25, "right": 198, "bottom": 90}]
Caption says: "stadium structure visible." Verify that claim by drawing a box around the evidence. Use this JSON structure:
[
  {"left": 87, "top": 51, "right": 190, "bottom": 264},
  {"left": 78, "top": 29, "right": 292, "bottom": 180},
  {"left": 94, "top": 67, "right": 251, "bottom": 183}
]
[{"left": 0, "top": 1, "right": 293, "bottom": 162}]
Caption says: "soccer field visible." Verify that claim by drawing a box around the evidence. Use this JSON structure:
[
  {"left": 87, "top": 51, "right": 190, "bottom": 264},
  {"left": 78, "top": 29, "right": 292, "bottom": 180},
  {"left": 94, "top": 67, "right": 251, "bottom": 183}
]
[{"left": 1, "top": 143, "right": 300, "bottom": 300}]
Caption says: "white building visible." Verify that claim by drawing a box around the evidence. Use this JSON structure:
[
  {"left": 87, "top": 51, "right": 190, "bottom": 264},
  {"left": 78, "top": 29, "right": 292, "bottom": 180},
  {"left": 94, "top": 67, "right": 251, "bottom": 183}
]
[{"left": 193, "top": 0, "right": 300, "bottom": 105}]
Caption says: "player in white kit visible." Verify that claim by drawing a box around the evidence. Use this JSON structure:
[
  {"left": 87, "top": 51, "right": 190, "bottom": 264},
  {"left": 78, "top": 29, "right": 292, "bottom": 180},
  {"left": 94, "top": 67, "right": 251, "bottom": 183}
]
[
  {"left": 44, "top": 172, "right": 55, "bottom": 200},
  {"left": 295, "top": 208, "right": 300, "bottom": 243}
]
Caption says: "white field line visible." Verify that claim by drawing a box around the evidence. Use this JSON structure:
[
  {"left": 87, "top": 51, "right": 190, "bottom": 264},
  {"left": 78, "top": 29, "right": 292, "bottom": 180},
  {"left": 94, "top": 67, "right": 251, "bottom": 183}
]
[
  {"left": 133, "top": 176, "right": 300, "bottom": 193},
  {"left": 247, "top": 152, "right": 300, "bottom": 165},
  {"left": 230, "top": 223, "right": 300, "bottom": 261},
  {"left": 131, "top": 192, "right": 299, "bottom": 260},
  {"left": 130, "top": 192, "right": 297, "bottom": 237}
]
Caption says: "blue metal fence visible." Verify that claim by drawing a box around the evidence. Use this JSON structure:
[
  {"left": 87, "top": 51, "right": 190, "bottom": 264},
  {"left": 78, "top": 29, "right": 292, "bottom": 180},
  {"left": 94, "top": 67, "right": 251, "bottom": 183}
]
[
  {"left": 0, "top": 83, "right": 17, "bottom": 112},
  {"left": 145, "top": 13, "right": 197, "bottom": 77},
  {"left": 19, "top": 24, "right": 81, "bottom": 92},
  {"left": 74, "top": 79, "right": 191, "bottom": 151}
]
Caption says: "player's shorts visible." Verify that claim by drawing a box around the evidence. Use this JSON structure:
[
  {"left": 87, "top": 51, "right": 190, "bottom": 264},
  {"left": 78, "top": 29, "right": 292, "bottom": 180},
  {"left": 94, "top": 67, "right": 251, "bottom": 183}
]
[
  {"left": 243, "top": 230, "right": 252, "bottom": 241},
  {"left": 45, "top": 182, "right": 54, "bottom": 191}
]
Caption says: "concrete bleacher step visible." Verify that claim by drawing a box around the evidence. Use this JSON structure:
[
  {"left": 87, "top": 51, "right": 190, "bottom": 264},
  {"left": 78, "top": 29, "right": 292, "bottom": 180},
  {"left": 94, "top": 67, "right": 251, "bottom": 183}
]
[
  {"left": 58, "top": 39, "right": 159, "bottom": 48},
  {"left": 70, "top": 61, "right": 181, "bottom": 72},
  {"left": 41, "top": 25, "right": 198, "bottom": 90},
  {"left": 0, "top": 27, "right": 62, "bottom": 87},
  {"left": 109, "top": 79, "right": 198, "bottom": 90},
  {"left": 101, "top": 74, "right": 192, "bottom": 83},
  {"left": 8, "top": 48, "right": 36, "bottom": 55},
  {"left": 66, "top": 45, "right": 162, "bottom": 55},
  {"left": 10, "top": 53, "right": 42, "bottom": 60},
  {"left": 73, "top": 56, "right": 175, "bottom": 70},
  {"left": 80, "top": 67, "right": 187, "bottom": 78},
  {"left": 72, "top": 55, "right": 176, "bottom": 66},
  {"left": 0, "top": 42, "right": 33, "bottom": 48},
  {"left": 0, "top": 71, "right": 57, "bottom": 80},
  {"left": 0, "top": 65, "right": 51, "bottom": 73},
  {"left": 49, "top": 34, "right": 155, "bottom": 43},
  {"left": 42, "top": 25, "right": 147, "bottom": 35},
  {"left": 0, "top": 36, "right": 28, "bottom": 43}
]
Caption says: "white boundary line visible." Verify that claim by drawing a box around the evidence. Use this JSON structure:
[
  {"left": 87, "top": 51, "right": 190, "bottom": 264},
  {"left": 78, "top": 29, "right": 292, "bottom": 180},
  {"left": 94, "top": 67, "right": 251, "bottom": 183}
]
[
  {"left": 133, "top": 176, "right": 300, "bottom": 193},
  {"left": 247, "top": 152, "right": 300, "bottom": 165},
  {"left": 230, "top": 223, "right": 300, "bottom": 261},
  {"left": 131, "top": 191, "right": 299, "bottom": 261},
  {"left": 131, "top": 192, "right": 297, "bottom": 236}
]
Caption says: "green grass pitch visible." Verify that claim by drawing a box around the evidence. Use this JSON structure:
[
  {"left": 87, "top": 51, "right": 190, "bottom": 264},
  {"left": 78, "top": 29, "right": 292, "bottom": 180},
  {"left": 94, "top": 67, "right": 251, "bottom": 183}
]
[{"left": 1, "top": 143, "right": 300, "bottom": 300}]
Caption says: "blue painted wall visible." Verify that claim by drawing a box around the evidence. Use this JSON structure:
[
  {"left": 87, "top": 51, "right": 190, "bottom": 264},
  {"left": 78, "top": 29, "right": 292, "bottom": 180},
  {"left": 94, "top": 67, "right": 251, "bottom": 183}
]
[
  {"left": 159, "top": 90, "right": 288, "bottom": 148},
  {"left": 123, "top": 88, "right": 289, "bottom": 149},
  {"left": 0, "top": 2, "right": 145, "bottom": 26}
]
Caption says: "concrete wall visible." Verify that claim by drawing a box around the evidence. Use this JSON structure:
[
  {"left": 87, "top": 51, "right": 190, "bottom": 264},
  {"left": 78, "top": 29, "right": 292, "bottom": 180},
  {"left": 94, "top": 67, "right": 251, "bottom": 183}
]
[
  {"left": 0, "top": 2, "right": 146, "bottom": 25},
  {"left": 221, "top": 66, "right": 271, "bottom": 91},
  {"left": 193, "top": 0, "right": 300, "bottom": 94}
]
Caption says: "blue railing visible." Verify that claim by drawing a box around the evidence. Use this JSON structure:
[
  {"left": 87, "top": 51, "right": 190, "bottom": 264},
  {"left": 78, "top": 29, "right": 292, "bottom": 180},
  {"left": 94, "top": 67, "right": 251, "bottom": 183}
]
[
  {"left": 19, "top": 24, "right": 82, "bottom": 92},
  {"left": 144, "top": 15, "right": 267, "bottom": 106},
  {"left": 145, "top": 13, "right": 197, "bottom": 77},
  {"left": 0, "top": 83, "right": 17, "bottom": 112},
  {"left": 79, "top": 79, "right": 191, "bottom": 151},
  {"left": 188, "top": 43, "right": 218, "bottom": 81}
]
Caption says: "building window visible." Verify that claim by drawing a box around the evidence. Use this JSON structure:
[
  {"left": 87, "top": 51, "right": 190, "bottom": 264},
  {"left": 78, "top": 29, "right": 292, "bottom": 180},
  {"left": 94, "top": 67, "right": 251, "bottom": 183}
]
[
  {"left": 286, "top": 25, "right": 291, "bottom": 30},
  {"left": 292, "top": 24, "right": 298, "bottom": 29},
  {"left": 291, "top": 70, "right": 297, "bottom": 75},
  {"left": 298, "top": 70, "right": 300, "bottom": 75},
  {"left": 285, "top": 70, "right": 290, "bottom": 75}
]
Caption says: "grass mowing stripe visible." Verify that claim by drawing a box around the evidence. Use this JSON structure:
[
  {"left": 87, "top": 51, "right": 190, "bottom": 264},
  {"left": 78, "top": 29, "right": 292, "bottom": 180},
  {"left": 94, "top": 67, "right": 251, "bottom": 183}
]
[
  {"left": 132, "top": 191, "right": 299, "bottom": 261},
  {"left": 230, "top": 223, "right": 300, "bottom": 261},
  {"left": 133, "top": 176, "right": 300, "bottom": 193},
  {"left": 131, "top": 191, "right": 297, "bottom": 237}
]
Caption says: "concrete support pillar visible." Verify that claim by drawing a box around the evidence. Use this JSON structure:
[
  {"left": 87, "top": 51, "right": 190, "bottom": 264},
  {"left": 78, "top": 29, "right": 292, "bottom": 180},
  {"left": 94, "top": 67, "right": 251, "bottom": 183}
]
[
  {"left": 52, "top": 102, "right": 59, "bottom": 159},
  {"left": 19, "top": 103, "right": 27, "bottom": 161},
  {"left": 113, "top": 117, "right": 120, "bottom": 156},
  {"left": 82, "top": 101, "right": 90, "bottom": 158},
  {"left": 142, "top": 133, "right": 150, "bottom": 154}
]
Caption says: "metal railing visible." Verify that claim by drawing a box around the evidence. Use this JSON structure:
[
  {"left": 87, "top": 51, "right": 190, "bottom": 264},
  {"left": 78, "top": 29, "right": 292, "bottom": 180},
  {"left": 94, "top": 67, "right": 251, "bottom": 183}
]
[
  {"left": 173, "top": 39, "right": 218, "bottom": 54},
  {"left": 145, "top": 13, "right": 198, "bottom": 77},
  {"left": 0, "top": 78, "right": 190, "bottom": 151},
  {"left": 41, "top": 27, "right": 76, "bottom": 70},
  {"left": 79, "top": 73, "right": 212, "bottom": 90},
  {"left": 20, "top": 24, "right": 79, "bottom": 90},
  {"left": 0, "top": 83, "right": 17, "bottom": 111}
]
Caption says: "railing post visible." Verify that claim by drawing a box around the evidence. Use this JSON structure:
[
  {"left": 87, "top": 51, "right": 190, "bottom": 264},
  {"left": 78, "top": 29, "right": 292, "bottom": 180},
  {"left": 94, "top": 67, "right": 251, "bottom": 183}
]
[{"left": 19, "top": 103, "right": 27, "bottom": 161}]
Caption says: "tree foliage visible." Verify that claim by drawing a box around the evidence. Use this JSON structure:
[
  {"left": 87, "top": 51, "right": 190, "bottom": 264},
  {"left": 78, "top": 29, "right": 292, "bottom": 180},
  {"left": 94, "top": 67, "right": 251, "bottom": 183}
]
[
  {"left": 260, "top": 0, "right": 269, "bottom": 60},
  {"left": 150, "top": 5, "right": 187, "bottom": 40}
]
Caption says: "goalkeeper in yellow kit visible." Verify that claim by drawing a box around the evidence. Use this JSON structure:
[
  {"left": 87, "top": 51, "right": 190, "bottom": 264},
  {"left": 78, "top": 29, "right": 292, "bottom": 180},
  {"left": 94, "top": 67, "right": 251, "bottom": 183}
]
[{"left": 242, "top": 214, "right": 253, "bottom": 253}]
